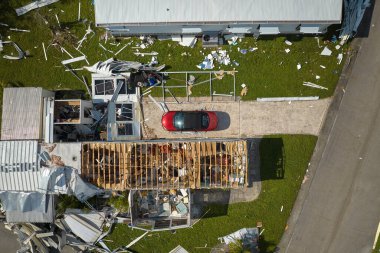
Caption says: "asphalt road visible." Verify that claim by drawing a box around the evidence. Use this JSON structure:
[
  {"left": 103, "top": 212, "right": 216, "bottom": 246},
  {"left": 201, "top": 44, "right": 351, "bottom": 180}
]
[{"left": 279, "top": 2, "right": 380, "bottom": 253}]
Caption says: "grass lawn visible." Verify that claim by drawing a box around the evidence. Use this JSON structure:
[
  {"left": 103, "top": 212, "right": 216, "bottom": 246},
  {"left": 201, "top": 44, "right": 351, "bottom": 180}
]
[
  {"left": 105, "top": 135, "right": 317, "bottom": 253},
  {"left": 0, "top": 1, "right": 346, "bottom": 103},
  {"left": 374, "top": 236, "right": 380, "bottom": 253}
]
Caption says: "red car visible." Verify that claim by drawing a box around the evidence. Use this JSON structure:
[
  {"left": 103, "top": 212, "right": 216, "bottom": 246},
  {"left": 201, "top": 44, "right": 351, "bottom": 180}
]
[{"left": 162, "top": 111, "right": 218, "bottom": 131}]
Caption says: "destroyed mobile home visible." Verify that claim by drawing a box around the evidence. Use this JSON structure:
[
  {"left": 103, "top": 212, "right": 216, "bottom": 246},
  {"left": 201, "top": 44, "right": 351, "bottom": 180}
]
[{"left": 0, "top": 58, "right": 248, "bottom": 251}]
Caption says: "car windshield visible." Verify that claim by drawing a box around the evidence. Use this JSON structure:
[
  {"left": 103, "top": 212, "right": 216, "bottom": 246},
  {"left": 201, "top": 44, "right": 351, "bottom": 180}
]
[{"left": 173, "top": 112, "right": 209, "bottom": 130}]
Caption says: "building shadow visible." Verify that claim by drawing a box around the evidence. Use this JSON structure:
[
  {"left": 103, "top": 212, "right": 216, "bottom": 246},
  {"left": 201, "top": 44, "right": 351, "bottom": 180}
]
[
  {"left": 215, "top": 111, "right": 230, "bottom": 130},
  {"left": 55, "top": 89, "right": 87, "bottom": 99},
  {"left": 259, "top": 137, "right": 285, "bottom": 181},
  {"left": 191, "top": 189, "right": 231, "bottom": 219}
]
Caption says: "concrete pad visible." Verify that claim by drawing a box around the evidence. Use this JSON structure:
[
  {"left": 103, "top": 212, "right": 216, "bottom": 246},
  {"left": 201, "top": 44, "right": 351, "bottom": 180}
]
[{"left": 142, "top": 98, "right": 331, "bottom": 138}]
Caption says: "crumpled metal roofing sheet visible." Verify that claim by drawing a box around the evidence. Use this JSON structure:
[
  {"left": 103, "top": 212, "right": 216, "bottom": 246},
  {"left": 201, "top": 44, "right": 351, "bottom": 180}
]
[
  {"left": 0, "top": 140, "right": 40, "bottom": 192},
  {"left": 95, "top": 0, "right": 343, "bottom": 25},
  {"left": 1, "top": 88, "right": 44, "bottom": 140}
]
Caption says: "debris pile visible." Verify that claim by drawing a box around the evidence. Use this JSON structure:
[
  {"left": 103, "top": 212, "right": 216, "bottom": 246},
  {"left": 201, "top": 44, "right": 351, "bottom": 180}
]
[
  {"left": 197, "top": 50, "right": 231, "bottom": 70},
  {"left": 3, "top": 207, "right": 122, "bottom": 253}
]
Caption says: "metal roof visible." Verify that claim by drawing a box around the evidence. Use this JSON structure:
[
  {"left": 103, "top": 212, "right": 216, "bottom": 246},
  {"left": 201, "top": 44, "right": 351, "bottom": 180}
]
[
  {"left": 0, "top": 141, "right": 41, "bottom": 192},
  {"left": 95, "top": 0, "right": 343, "bottom": 25},
  {"left": 1, "top": 88, "right": 45, "bottom": 140}
]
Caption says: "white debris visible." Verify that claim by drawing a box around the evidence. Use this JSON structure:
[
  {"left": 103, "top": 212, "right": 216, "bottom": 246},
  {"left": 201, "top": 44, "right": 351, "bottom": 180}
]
[
  {"left": 284, "top": 40, "right": 292, "bottom": 46},
  {"left": 337, "top": 53, "right": 343, "bottom": 65},
  {"left": 316, "top": 75, "right": 320, "bottom": 80},
  {"left": 297, "top": 63, "right": 301, "bottom": 70},
  {"left": 42, "top": 42, "right": 47, "bottom": 61},
  {"left": 335, "top": 45, "right": 341, "bottom": 50},
  {"left": 175, "top": 35, "right": 197, "bottom": 48},
  {"left": 149, "top": 56, "right": 158, "bottom": 66},
  {"left": 280, "top": 205, "right": 284, "bottom": 212},
  {"left": 320, "top": 46, "right": 332, "bottom": 56},
  {"left": 285, "top": 48, "right": 290, "bottom": 53},
  {"left": 320, "top": 65, "right": 326, "bottom": 69},
  {"left": 15, "top": 0, "right": 59, "bottom": 16},
  {"left": 249, "top": 47, "right": 258, "bottom": 52},
  {"left": 303, "top": 81, "right": 328, "bottom": 90},
  {"left": 241, "top": 83, "right": 246, "bottom": 88}
]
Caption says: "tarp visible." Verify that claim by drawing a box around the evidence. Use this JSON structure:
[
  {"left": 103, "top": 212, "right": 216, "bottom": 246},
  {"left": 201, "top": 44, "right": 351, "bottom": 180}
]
[{"left": 38, "top": 167, "right": 103, "bottom": 202}]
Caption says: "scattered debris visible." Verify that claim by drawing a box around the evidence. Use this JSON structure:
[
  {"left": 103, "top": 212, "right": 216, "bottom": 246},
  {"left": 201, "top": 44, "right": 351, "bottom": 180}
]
[
  {"left": 337, "top": 53, "right": 343, "bottom": 64},
  {"left": 78, "top": 1, "right": 81, "bottom": 21},
  {"left": 285, "top": 48, "right": 290, "bottom": 53},
  {"left": 133, "top": 51, "right": 159, "bottom": 56},
  {"left": 84, "top": 58, "right": 165, "bottom": 76},
  {"left": 303, "top": 81, "right": 328, "bottom": 90},
  {"left": 320, "top": 46, "right": 332, "bottom": 56},
  {"left": 15, "top": 0, "right": 60, "bottom": 16},
  {"left": 240, "top": 49, "right": 248, "bottom": 54},
  {"left": 9, "top": 28, "right": 30, "bottom": 33},
  {"left": 76, "top": 24, "right": 94, "bottom": 50},
  {"left": 225, "top": 35, "right": 238, "bottom": 45},
  {"left": 2, "top": 41, "right": 28, "bottom": 60},
  {"left": 169, "top": 245, "right": 189, "bottom": 253},
  {"left": 297, "top": 63, "right": 301, "bottom": 70},
  {"left": 218, "top": 228, "right": 259, "bottom": 252},
  {"left": 249, "top": 47, "right": 258, "bottom": 52},
  {"left": 240, "top": 83, "right": 248, "bottom": 96},
  {"left": 320, "top": 65, "right": 326, "bottom": 69},
  {"left": 335, "top": 45, "right": 341, "bottom": 50},
  {"left": 55, "top": 13, "right": 60, "bottom": 28},
  {"left": 179, "top": 36, "right": 197, "bottom": 48},
  {"left": 114, "top": 43, "right": 129, "bottom": 56},
  {"left": 99, "top": 43, "right": 113, "bottom": 53},
  {"left": 42, "top": 42, "right": 47, "bottom": 61},
  {"left": 280, "top": 205, "right": 284, "bottom": 212},
  {"left": 285, "top": 40, "right": 293, "bottom": 46},
  {"left": 316, "top": 75, "right": 320, "bottom": 80}
]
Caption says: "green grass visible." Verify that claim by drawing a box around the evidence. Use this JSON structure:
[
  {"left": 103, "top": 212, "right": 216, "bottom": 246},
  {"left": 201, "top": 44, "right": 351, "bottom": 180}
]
[
  {"left": 374, "top": 236, "right": 380, "bottom": 253},
  {"left": 0, "top": 1, "right": 346, "bottom": 102},
  {"left": 105, "top": 135, "right": 317, "bottom": 253}
]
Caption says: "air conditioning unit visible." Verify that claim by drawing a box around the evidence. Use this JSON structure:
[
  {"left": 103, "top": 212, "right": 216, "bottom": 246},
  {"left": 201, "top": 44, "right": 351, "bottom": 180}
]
[{"left": 202, "top": 33, "right": 219, "bottom": 47}]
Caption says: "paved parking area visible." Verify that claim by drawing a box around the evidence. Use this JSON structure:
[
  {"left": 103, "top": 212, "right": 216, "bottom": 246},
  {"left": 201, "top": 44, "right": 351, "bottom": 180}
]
[{"left": 142, "top": 98, "right": 331, "bottom": 138}]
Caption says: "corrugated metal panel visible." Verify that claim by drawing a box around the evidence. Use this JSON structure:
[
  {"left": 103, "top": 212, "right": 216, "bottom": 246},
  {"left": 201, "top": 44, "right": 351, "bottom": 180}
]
[
  {"left": 260, "top": 25, "right": 280, "bottom": 34},
  {"left": 95, "top": 0, "right": 343, "bottom": 26},
  {"left": 0, "top": 141, "right": 41, "bottom": 191},
  {"left": 300, "top": 24, "right": 321, "bottom": 33},
  {"left": 1, "top": 88, "right": 45, "bottom": 140}
]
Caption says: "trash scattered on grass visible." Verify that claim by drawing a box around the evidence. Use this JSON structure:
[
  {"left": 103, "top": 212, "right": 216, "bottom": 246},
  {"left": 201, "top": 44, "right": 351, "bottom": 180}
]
[
  {"left": 335, "top": 45, "right": 341, "bottom": 50},
  {"left": 285, "top": 48, "right": 290, "bottom": 53},
  {"left": 320, "top": 46, "right": 332, "bottom": 56},
  {"left": 224, "top": 35, "right": 239, "bottom": 45},
  {"left": 320, "top": 65, "right": 326, "bottom": 69},
  {"left": 134, "top": 51, "right": 159, "bottom": 56},
  {"left": 240, "top": 83, "right": 248, "bottom": 96},
  {"left": 337, "top": 53, "right": 343, "bottom": 64},
  {"left": 76, "top": 24, "right": 95, "bottom": 50},
  {"left": 297, "top": 63, "right": 301, "bottom": 70},
  {"left": 2, "top": 41, "right": 28, "bottom": 60},
  {"left": 42, "top": 42, "right": 47, "bottom": 61},
  {"left": 303, "top": 81, "right": 328, "bottom": 90},
  {"left": 285, "top": 40, "right": 292, "bottom": 46},
  {"left": 249, "top": 47, "right": 258, "bottom": 52},
  {"left": 280, "top": 205, "right": 284, "bottom": 212},
  {"left": 240, "top": 49, "right": 247, "bottom": 54},
  {"left": 15, "top": 0, "right": 60, "bottom": 16},
  {"left": 9, "top": 28, "right": 30, "bottom": 33},
  {"left": 316, "top": 75, "right": 320, "bottom": 80}
]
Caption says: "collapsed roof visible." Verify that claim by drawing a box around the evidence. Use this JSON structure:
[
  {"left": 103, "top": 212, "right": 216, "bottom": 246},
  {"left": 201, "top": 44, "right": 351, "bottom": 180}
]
[{"left": 81, "top": 140, "right": 248, "bottom": 190}]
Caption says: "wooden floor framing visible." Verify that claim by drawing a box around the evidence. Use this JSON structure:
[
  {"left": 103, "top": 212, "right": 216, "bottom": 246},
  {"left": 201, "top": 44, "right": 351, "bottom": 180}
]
[{"left": 81, "top": 140, "right": 248, "bottom": 190}]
